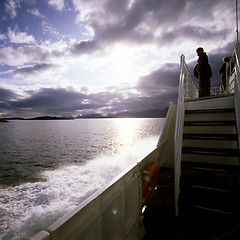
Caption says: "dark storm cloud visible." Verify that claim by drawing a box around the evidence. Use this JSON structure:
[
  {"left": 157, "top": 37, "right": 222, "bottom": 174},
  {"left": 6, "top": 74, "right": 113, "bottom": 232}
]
[
  {"left": 160, "top": 26, "right": 228, "bottom": 45},
  {"left": 2, "top": 87, "right": 125, "bottom": 116},
  {"left": 0, "top": 60, "right": 180, "bottom": 117},
  {"left": 138, "top": 63, "right": 179, "bottom": 96},
  {"left": 14, "top": 63, "right": 58, "bottom": 76},
  {"left": 71, "top": 0, "right": 230, "bottom": 55},
  {"left": 11, "top": 88, "right": 98, "bottom": 114},
  {"left": 0, "top": 87, "right": 18, "bottom": 101},
  {"left": 71, "top": 40, "right": 99, "bottom": 55},
  {"left": 0, "top": 88, "right": 20, "bottom": 114}
]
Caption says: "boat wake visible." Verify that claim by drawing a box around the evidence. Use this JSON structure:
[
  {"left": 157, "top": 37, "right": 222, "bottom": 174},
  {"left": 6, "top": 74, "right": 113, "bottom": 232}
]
[{"left": 0, "top": 136, "right": 158, "bottom": 240}]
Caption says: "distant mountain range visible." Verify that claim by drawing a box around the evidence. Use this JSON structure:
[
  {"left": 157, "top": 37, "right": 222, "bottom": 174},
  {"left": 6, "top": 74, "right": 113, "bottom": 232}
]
[
  {"left": 0, "top": 108, "right": 168, "bottom": 121},
  {"left": 76, "top": 108, "right": 168, "bottom": 119}
]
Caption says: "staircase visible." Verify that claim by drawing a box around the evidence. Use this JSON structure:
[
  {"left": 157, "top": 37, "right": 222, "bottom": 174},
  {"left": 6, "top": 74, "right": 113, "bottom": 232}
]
[{"left": 179, "top": 95, "right": 240, "bottom": 218}]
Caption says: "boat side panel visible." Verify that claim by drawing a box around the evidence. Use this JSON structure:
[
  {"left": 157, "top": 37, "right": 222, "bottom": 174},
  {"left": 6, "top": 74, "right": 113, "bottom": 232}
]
[
  {"left": 31, "top": 145, "right": 164, "bottom": 240},
  {"left": 157, "top": 102, "right": 177, "bottom": 168}
]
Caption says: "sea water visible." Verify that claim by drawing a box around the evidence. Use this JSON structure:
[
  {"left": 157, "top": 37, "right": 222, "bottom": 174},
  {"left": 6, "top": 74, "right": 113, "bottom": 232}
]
[{"left": 0, "top": 118, "right": 165, "bottom": 239}]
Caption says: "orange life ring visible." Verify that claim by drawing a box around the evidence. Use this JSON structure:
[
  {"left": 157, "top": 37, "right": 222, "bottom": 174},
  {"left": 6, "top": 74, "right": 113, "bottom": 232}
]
[{"left": 142, "top": 161, "right": 160, "bottom": 205}]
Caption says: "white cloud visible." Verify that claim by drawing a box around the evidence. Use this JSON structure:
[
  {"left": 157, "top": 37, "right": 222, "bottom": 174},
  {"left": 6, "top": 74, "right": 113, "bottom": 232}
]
[
  {"left": 0, "top": 34, "right": 7, "bottom": 40},
  {"left": 27, "top": 8, "right": 45, "bottom": 18},
  {"left": 0, "top": 38, "right": 70, "bottom": 66},
  {"left": 3, "top": 0, "right": 21, "bottom": 19},
  {"left": 48, "top": 0, "right": 65, "bottom": 11},
  {"left": 8, "top": 28, "right": 36, "bottom": 44},
  {"left": 42, "top": 20, "right": 61, "bottom": 38}
]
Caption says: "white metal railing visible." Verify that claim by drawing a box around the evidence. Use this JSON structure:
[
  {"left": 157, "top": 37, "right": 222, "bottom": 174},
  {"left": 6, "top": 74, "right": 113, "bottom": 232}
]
[
  {"left": 174, "top": 55, "right": 189, "bottom": 216},
  {"left": 232, "top": 43, "right": 240, "bottom": 150},
  {"left": 181, "top": 55, "right": 198, "bottom": 99},
  {"left": 211, "top": 86, "right": 224, "bottom": 96}
]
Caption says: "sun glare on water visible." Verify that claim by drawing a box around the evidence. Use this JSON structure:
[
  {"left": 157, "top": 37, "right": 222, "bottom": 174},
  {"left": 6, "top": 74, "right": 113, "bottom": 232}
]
[{"left": 114, "top": 118, "right": 143, "bottom": 146}]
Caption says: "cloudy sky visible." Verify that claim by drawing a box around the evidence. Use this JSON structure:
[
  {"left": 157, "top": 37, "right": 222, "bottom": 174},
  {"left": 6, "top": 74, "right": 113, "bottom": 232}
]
[{"left": 0, "top": 0, "right": 238, "bottom": 117}]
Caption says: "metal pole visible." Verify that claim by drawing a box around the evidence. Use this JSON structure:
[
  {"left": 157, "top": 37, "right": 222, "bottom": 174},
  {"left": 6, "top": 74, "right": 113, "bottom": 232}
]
[{"left": 237, "top": 0, "right": 239, "bottom": 43}]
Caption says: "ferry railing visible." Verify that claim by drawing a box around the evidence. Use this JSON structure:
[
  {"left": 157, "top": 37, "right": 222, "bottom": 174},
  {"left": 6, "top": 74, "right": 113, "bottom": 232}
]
[
  {"left": 211, "top": 86, "right": 224, "bottom": 95},
  {"left": 174, "top": 55, "right": 197, "bottom": 216},
  {"left": 231, "top": 43, "right": 240, "bottom": 150},
  {"left": 181, "top": 56, "right": 198, "bottom": 99}
]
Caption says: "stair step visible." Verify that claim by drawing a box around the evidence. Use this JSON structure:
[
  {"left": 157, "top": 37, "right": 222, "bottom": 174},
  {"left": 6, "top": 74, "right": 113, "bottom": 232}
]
[
  {"left": 179, "top": 187, "right": 240, "bottom": 215},
  {"left": 181, "top": 161, "right": 240, "bottom": 174},
  {"left": 183, "top": 133, "right": 238, "bottom": 141},
  {"left": 182, "top": 182, "right": 239, "bottom": 192},
  {"left": 180, "top": 189, "right": 240, "bottom": 205},
  {"left": 183, "top": 139, "right": 238, "bottom": 149},
  {"left": 185, "top": 108, "right": 235, "bottom": 114},
  {"left": 184, "top": 112, "right": 236, "bottom": 122},
  {"left": 184, "top": 120, "right": 236, "bottom": 126},
  {"left": 181, "top": 168, "right": 240, "bottom": 192},
  {"left": 179, "top": 204, "right": 240, "bottom": 220},
  {"left": 182, "top": 146, "right": 239, "bottom": 157},
  {"left": 179, "top": 179, "right": 240, "bottom": 216},
  {"left": 190, "top": 206, "right": 237, "bottom": 216}
]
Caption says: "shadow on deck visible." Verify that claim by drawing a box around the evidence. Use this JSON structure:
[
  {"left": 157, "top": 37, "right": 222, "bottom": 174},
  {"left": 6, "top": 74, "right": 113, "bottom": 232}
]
[{"left": 143, "top": 168, "right": 240, "bottom": 240}]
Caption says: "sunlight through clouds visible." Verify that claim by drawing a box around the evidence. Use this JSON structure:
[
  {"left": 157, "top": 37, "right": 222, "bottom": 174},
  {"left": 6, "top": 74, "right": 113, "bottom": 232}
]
[{"left": 0, "top": 0, "right": 238, "bottom": 117}]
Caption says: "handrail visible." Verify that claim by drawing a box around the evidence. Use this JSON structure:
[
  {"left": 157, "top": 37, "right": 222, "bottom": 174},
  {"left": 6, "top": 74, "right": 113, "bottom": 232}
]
[
  {"left": 224, "top": 43, "right": 240, "bottom": 150},
  {"left": 181, "top": 56, "right": 198, "bottom": 99},
  {"left": 174, "top": 55, "right": 190, "bottom": 216},
  {"left": 232, "top": 43, "right": 240, "bottom": 151}
]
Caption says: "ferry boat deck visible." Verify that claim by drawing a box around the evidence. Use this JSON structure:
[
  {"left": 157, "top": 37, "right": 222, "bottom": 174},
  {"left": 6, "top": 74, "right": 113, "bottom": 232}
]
[{"left": 31, "top": 44, "right": 240, "bottom": 240}]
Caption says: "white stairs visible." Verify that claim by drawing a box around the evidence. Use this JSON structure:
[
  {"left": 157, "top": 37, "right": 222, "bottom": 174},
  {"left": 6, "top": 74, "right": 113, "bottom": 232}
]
[{"left": 179, "top": 95, "right": 240, "bottom": 217}]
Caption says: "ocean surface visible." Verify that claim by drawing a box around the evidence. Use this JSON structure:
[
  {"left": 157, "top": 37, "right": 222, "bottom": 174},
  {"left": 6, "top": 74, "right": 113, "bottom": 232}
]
[{"left": 0, "top": 118, "right": 165, "bottom": 239}]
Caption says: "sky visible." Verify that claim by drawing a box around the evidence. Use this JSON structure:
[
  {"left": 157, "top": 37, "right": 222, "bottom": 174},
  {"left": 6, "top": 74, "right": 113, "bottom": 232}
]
[{"left": 0, "top": 0, "right": 238, "bottom": 118}]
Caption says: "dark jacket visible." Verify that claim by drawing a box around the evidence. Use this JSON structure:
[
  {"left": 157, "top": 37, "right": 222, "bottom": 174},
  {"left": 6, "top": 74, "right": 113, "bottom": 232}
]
[
  {"left": 218, "top": 62, "right": 234, "bottom": 81},
  {"left": 194, "top": 52, "right": 212, "bottom": 78},
  {"left": 198, "top": 52, "right": 209, "bottom": 73}
]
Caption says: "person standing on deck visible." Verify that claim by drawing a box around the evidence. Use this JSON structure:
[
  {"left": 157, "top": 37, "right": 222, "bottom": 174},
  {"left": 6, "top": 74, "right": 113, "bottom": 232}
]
[
  {"left": 218, "top": 56, "right": 234, "bottom": 93},
  {"left": 194, "top": 47, "right": 212, "bottom": 97}
]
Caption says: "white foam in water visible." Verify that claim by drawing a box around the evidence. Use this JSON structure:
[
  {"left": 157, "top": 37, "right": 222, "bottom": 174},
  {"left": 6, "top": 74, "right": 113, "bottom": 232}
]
[{"left": 0, "top": 136, "right": 158, "bottom": 239}]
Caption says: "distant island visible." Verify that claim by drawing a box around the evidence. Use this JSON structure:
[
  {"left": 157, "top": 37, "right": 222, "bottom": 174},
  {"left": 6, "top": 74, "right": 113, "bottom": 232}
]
[
  {"left": 0, "top": 108, "right": 168, "bottom": 121},
  {"left": 0, "top": 119, "right": 9, "bottom": 122},
  {"left": 28, "top": 116, "right": 74, "bottom": 120},
  {"left": 0, "top": 116, "right": 74, "bottom": 121}
]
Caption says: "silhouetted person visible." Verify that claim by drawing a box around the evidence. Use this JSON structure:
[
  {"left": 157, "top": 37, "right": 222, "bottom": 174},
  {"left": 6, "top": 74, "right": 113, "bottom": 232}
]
[
  {"left": 194, "top": 47, "right": 212, "bottom": 97},
  {"left": 218, "top": 56, "right": 234, "bottom": 93}
]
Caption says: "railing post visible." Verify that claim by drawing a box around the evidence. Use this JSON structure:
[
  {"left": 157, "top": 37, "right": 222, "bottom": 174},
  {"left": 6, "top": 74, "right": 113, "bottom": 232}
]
[
  {"left": 226, "top": 61, "right": 229, "bottom": 94},
  {"left": 174, "top": 55, "right": 187, "bottom": 217}
]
